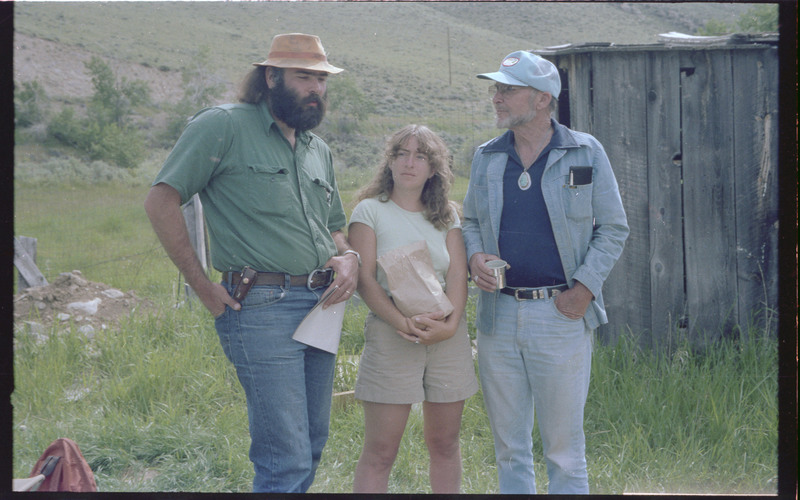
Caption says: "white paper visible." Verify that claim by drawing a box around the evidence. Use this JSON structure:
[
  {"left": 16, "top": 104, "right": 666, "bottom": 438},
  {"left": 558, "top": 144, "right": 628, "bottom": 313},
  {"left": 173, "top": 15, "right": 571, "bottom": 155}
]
[{"left": 292, "top": 289, "right": 347, "bottom": 354}]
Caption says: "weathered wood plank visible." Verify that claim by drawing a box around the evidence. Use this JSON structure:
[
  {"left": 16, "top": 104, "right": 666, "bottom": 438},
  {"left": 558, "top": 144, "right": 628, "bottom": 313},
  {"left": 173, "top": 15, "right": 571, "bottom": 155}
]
[
  {"left": 557, "top": 53, "right": 593, "bottom": 134},
  {"left": 14, "top": 236, "right": 48, "bottom": 289},
  {"left": 680, "top": 49, "right": 738, "bottom": 344},
  {"left": 732, "top": 47, "right": 780, "bottom": 337},
  {"left": 646, "top": 51, "right": 686, "bottom": 350},
  {"left": 590, "top": 52, "right": 651, "bottom": 345}
]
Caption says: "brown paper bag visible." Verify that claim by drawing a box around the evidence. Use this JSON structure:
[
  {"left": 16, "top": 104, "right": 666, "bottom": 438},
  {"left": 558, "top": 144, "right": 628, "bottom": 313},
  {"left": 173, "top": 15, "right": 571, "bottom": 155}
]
[{"left": 377, "top": 240, "right": 454, "bottom": 317}]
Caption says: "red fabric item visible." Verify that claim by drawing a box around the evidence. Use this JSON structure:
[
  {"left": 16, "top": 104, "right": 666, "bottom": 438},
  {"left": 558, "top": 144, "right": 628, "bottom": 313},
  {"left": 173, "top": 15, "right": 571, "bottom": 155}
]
[{"left": 29, "top": 437, "right": 97, "bottom": 492}]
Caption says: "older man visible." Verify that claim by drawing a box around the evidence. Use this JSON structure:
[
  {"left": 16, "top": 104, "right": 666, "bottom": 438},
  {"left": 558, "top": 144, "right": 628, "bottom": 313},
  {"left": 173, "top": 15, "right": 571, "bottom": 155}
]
[
  {"left": 144, "top": 33, "right": 359, "bottom": 493},
  {"left": 462, "top": 51, "right": 628, "bottom": 494}
]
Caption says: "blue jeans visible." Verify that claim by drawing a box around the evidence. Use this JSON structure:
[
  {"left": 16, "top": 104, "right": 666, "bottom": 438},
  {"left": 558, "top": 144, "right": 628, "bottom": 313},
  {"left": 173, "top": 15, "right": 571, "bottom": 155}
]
[
  {"left": 215, "top": 281, "right": 335, "bottom": 493},
  {"left": 477, "top": 292, "right": 593, "bottom": 494}
]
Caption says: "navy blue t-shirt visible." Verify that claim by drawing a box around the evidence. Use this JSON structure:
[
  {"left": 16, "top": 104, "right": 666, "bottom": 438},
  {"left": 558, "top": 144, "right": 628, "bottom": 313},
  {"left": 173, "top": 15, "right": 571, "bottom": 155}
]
[{"left": 494, "top": 124, "right": 568, "bottom": 287}]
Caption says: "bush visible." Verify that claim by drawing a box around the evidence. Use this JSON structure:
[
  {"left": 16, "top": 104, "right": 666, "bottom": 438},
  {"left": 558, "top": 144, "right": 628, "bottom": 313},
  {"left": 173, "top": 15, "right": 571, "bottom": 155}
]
[
  {"left": 48, "top": 108, "right": 89, "bottom": 149},
  {"left": 46, "top": 108, "right": 146, "bottom": 169},
  {"left": 15, "top": 80, "right": 49, "bottom": 128}
]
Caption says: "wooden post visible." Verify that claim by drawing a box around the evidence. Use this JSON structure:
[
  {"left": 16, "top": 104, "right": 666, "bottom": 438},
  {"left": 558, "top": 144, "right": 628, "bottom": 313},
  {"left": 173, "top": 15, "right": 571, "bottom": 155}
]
[
  {"left": 14, "top": 236, "right": 47, "bottom": 289},
  {"left": 181, "top": 194, "right": 209, "bottom": 301}
]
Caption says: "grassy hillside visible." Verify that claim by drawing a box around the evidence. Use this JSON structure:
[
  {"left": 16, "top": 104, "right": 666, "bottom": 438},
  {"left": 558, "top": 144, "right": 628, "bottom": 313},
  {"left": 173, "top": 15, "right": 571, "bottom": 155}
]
[
  {"left": 13, "top": 2, "right": 756, "bottom": 178},
  {"left": 14, "top": 1, "right": 753, "bottom": 116}
]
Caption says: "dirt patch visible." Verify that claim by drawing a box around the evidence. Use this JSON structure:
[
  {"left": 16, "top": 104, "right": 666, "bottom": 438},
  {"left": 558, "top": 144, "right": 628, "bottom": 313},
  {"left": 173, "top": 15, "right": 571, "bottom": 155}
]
[{"left": 13, "top": 271, "right": 154, "bottom": 341}]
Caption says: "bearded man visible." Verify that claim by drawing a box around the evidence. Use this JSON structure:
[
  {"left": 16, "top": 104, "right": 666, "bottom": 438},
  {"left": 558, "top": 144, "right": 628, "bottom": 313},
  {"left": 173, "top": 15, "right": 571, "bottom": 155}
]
[{"left": 144, "top": 33, "right": 360, "bottom": 493}]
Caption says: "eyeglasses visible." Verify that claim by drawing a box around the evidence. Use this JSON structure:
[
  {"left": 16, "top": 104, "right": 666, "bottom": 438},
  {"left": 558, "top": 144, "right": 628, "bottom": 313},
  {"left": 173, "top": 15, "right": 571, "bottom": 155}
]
[{"left": 488, "top": 84, "right": 527, "bottom": 97}]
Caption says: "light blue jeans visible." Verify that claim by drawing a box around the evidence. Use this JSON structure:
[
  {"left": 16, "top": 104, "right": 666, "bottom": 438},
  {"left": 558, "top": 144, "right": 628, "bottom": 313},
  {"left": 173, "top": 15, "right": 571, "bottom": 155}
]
[
  {"left": 215, "top": 281, "right": 335, "bottom": 493},
  {"left": 477, "top": 292, "right": 593, "bottom": 494}
]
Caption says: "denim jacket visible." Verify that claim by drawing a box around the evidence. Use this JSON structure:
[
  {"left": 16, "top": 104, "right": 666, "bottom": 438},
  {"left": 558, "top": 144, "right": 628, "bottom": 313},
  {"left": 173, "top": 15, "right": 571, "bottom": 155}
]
[{"left": 462, "top": 122, "right": 629, "bottom": 333}]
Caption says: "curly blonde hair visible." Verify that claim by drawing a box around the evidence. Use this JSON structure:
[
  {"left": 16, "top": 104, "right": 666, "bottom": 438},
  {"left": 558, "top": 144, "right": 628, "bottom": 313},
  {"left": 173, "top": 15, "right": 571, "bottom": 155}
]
[{"left": 356, "top": 125, "right": 456, "bottom": 231}]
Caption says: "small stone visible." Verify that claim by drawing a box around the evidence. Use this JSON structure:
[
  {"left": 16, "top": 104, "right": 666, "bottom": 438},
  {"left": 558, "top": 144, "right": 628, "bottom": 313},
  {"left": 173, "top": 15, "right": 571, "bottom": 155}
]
[
  {"left": 102, "top": 288, "right": 125, "bottom": 299},
  {"left": 67, "top": 298, "right": 101, "bottom": 315}
]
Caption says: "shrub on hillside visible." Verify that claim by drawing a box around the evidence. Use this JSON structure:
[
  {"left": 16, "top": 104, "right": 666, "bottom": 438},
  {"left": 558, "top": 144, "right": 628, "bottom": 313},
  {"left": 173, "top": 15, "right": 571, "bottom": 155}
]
[
  {"left": 44, "top": 58, "right": 149, "bottom": 169},
  {"left": 14, "top": 80, "right": 49, "bottom": 128}
]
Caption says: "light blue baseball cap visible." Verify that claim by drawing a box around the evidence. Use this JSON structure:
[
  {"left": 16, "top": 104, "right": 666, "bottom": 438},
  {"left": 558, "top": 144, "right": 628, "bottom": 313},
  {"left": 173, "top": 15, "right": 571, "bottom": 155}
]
[{"left": 478, "top": 51, "right": 561, "bottom": 99}]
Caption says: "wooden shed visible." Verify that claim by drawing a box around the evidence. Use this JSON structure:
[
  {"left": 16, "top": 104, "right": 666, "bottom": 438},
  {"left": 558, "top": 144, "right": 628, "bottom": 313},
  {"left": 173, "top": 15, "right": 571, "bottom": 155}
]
[{"left": 536, "top": 33, "right": 779, "bottom": 350}]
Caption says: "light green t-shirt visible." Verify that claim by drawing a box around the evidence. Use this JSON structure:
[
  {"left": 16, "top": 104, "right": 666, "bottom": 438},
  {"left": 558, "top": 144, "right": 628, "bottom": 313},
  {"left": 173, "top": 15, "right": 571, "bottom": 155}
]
[
  {"left": 348, "top": 197, "right": 460, "bottom": 295},
  {"left": 154, "top": 100, "right": 347, "bottom": 275}
]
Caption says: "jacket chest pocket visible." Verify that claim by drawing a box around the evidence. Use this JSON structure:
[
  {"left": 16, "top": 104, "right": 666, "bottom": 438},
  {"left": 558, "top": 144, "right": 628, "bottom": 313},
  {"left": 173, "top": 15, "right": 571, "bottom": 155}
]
[
  {"left": 562, "top": 183, "right": 593, "bottom": 220},
  {"left": 247, "top": 164, "right": 291, "bottom": 216}
]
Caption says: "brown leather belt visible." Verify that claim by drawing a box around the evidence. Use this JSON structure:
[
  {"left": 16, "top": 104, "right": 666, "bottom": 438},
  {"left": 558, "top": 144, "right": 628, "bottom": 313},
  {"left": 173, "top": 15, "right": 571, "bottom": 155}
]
[
  {"left": 227, "top": 268, "right": 334, "bottom": 290},
  {"left": 500, "top": 284, "right": 569, "bottom": 301}
]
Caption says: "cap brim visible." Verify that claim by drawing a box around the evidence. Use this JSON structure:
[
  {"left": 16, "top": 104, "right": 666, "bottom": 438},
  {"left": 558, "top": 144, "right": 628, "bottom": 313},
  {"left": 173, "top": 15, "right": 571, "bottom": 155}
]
[
  {"left": 477, "top": 71, "right": 527, "bottom": 86},
  {"left": 253, "top": 59, "right": 344, "bottom": 74}
]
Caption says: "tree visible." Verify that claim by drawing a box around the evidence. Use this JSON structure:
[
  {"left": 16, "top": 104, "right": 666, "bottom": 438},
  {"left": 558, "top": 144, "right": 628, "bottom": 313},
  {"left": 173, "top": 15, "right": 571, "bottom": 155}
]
[
  {"left": 85, "top": 56, "right": 150, "bottom": 128},
  {"left": 697, "top": 4, "right": 778, "bottom": 36},
  {"left": 736, "top": 5, "right": 778, "bottom": 32},
  {"left": 325, "top": 75, "right": 375, "bottom": 136},
  {"left": 47, "top": 57, "right": 149, "bottom": 168}
]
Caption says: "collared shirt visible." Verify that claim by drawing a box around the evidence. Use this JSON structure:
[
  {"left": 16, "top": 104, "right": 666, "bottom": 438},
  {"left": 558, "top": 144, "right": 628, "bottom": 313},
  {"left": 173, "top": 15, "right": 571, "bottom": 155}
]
[
  {"left": 488, "top": 122, "right": 570, "bottom": 287},
  {"left": 154, "top": 100, "right": 346, "bottom": 275}
]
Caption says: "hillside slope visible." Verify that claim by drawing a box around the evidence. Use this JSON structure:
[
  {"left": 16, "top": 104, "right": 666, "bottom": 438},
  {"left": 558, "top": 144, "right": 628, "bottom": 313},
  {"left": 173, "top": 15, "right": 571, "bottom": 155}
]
[{"left": 14, "top": 2, "right": 753, "bottom": 113}]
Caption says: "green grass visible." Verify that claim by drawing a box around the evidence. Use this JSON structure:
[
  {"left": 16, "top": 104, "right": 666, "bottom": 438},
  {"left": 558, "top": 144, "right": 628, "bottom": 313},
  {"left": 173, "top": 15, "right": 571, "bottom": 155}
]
[
  {"left": 13, "top": 295, "right": 778, "bottom": 493},
  {"left": 12, "top": 184, "right": 778, "bottom": 494}
]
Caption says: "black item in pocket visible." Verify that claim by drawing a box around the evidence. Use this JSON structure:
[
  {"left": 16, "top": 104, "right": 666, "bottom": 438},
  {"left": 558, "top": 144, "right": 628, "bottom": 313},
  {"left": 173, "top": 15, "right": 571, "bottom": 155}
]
[{"left": 569, "top": 166, "right": 593, "bottom": 186}]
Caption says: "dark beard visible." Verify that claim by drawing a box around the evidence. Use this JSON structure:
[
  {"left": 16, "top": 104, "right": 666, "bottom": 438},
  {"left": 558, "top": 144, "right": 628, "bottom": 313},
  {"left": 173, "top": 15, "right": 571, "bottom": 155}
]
[{"left": 268, "top": 80, "right": 326, "bottom": 132}]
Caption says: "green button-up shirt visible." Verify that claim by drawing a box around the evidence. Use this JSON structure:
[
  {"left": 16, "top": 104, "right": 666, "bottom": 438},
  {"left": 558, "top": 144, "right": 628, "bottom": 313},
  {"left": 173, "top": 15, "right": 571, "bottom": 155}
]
[{"left": 154, "top": 100, "right": 347, "bottom": 275}]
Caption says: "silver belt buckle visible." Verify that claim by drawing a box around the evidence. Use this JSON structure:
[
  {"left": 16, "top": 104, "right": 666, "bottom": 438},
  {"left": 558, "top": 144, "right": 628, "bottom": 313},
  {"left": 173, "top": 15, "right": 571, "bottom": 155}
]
[
  {"left": 307, "top": 267, "right": 332, "bottom": 290},
  {"left": 514, "top": 288, "right": 524, "bottom": 301}
]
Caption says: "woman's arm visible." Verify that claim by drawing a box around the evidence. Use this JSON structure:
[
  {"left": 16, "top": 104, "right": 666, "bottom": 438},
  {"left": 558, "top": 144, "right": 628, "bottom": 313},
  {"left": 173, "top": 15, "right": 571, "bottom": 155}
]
[{"left": 348, "top": 222, "right": 425, "bottom": 341}]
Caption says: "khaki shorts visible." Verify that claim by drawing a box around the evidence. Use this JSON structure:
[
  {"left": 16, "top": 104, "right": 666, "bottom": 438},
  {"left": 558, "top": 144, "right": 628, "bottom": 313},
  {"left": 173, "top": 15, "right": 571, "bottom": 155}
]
[{"left": 354, "top": 312, "right": 479, "bottom": 404}]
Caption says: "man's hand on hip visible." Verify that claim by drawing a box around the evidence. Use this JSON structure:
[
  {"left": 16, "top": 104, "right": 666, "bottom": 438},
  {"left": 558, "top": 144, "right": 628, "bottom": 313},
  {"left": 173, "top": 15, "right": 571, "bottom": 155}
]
[{"left": 554, "top": 281, "right": 594, "bottom": 320}]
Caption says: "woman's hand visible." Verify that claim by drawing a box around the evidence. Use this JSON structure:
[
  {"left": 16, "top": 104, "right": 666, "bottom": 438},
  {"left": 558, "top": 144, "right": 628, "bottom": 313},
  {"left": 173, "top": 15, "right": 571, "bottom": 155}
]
[{"left": 396, "top": 311, "right": 455, "bottom": 345}]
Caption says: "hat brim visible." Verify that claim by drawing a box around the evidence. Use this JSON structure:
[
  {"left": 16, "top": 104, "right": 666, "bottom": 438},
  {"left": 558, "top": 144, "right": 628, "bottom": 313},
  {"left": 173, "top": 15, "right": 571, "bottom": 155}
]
[
  {"left": 477, "top": 71, "right": 527, "bottom": 86},
  {"left": 254, "top": 58, "right": 343, "bottom": 74}
]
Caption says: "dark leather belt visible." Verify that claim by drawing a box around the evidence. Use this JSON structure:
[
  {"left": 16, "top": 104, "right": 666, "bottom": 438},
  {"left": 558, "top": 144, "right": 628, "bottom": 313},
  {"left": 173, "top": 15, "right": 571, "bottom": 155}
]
[
  {"left": 227, "top": 268, "right": 334, "bottom": 290},
  {"left": 501, "top": 284, "right": 569, "bottom": 301}
]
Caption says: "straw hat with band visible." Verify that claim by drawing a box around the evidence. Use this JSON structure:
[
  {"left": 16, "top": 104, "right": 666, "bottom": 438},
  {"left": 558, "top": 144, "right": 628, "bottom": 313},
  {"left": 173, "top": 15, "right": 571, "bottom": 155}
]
[{"left": 254, "top": 33, "right": 343, "bottom": 74}]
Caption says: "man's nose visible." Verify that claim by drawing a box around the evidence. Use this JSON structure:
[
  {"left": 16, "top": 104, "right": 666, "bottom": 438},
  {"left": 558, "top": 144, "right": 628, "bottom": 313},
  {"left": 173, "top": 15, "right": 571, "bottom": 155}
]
[{"left": 310, "top": 80, "right": 325, "bottom": 95}]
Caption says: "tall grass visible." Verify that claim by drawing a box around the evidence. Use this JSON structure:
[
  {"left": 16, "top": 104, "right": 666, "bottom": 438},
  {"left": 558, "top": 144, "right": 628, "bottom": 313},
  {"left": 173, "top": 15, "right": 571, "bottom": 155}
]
[{"left": 13, "top": 293, "right": 777, "bottom": 493}]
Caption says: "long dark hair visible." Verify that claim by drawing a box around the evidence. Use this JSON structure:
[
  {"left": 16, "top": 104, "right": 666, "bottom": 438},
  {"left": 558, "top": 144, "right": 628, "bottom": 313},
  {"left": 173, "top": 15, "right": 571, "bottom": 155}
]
[{"left": 238, "top": 66, "right": 284, "bottom": 104}]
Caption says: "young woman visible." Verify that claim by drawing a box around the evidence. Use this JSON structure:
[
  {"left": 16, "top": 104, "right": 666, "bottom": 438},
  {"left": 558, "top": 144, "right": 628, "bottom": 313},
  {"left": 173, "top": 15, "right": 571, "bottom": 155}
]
[{"left": 348, "top": 125, "right": 478, "bottom": 493}]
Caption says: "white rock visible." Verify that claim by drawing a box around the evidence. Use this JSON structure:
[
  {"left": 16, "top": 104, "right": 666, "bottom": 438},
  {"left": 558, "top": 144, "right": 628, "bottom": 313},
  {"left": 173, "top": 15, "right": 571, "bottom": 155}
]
[
  {"left": 102, "top": 288, "right": 125, "bottom": 299},
  {"left": 57, "top": 313, "right": 71, "bottom": 322},
  {"left": 78, "top": 325, "right": 95, "bottom": 336},
  {"left": 67, "top": 297, "right": 101, "bottom": 315}
]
